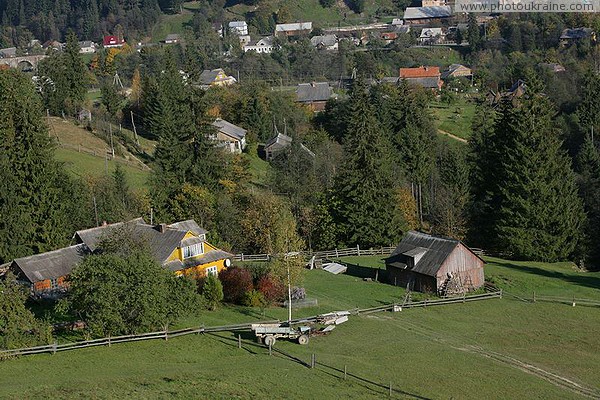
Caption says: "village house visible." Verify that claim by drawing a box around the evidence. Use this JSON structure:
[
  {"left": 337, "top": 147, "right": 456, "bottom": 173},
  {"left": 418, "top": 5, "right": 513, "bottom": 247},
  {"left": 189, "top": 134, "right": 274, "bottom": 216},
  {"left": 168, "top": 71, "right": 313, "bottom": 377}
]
[
  {"left": 399, "top": 66, "right": 443, "bottom": 90},
  {"left": 244, "top": 36, "right": 275, "bottom": 54},
  {"left": 42, "top": 40, "right": 63, "bottom": 51},
  {"left": 310, "top": 34, "right": 338, "bottom": 51},
  {"left": 0, "top": 47, "right": 17, "bottom": 58},
  {"left": 264, "top": 132, "right": 315, "bottom": 161},
  {"left": 380, "top": 32, "right": 398, "bottom": 44},
  {"left": 441, "top": 63, "right": 472, "bottom": 80},
  {"left": 403, "top": 6, "right": 453, "bottom": 25},
  {"left": 560, "top": 27, "right": 595, "bottom": 45},
  {"left": 9, "top": 244, "right": 88, "bottom": 298},
  {"left": 211, "top": 118, "right": 247, "bottom": 153},
  {"left": 229, "top": 21, "right": 249, "bottom": 36},
  {"left": 78, "top": 41, "right": 97, "bottom": 54},
  {"left": 103, "top": 35, "right": 126, "bottom": 48},
  {"left": 238, "top": 35, "right": 252, "bottom": 47},
  {"left": 385, "top": 231, "right": 485, "bottom": 295},
  {"left": 296, "top": 82, "right": 334, "bottom": 112},
  {"left": 199, "top": 68, "right": 237, "bottom": 88},
  {"left": 7, "top": 218, "right": 232, "bottom": 298},
  {"left": 275, "top": 22, "right": 313, "bottom": 37},
  {"left": 74, "top": 219, "right": 232, "bottom": 279},
  {"left": 419, "top": 27, "right": 444, "bottom": 45},
  {"left": 163, "top": 34, "right": 181, "bottom": 44}
]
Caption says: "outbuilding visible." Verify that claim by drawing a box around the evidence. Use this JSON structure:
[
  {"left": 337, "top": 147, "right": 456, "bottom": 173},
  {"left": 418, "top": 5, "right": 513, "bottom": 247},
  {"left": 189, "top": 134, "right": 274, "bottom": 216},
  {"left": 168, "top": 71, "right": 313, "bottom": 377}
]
[{"left": 385, "top": 231, "right": 485, "bottom": 295}]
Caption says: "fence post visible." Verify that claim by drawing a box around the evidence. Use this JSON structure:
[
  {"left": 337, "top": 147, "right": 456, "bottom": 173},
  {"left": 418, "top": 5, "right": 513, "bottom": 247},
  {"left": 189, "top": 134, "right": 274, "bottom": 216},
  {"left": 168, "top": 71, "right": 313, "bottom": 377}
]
[
  {"left": 238, "top": 334, "right": 242, "bottom": 349},
  {"left": 424, "top": 298, "right": 427, "bottom": 308},
  {"left": 533, "top": 291, "right": 536, "bottom": 303},
  {"left": 357, "top": 244, "right": 360, "bottom": 256},
  {"left": 108, "top": 335, "right": 111, "bottom": 347},
  {"left": 53, "top": 341, "right": 57, "bottom": 355},
  {"left": 241, "top": 253, "right": 244, "bottom": 262},
  {"left": 572, "top": 295, "right": 576, "bottom": 307},
  {"left": 165, "top": 327, "right": 168, "bottom": 341},
  {"left": 375, "top": 269, "right": 379, "bottom": 281},
  {"left": 336, "top": 248, "right": 339, "bottom": 258},
  {"left": 269, "top": 342, "right": 272, "bottom": 356},
  {"left": 344, "top": 365, "right": 347, "bottom": 380},
  {"left": 499, "top": 289, "right": 503, "bottom": 299},
  {"left": 389, "top": 382, "right": 392, "bottom": 396},
  {"left": 311, "top": 353, "right": 316, "bottom": 368}
]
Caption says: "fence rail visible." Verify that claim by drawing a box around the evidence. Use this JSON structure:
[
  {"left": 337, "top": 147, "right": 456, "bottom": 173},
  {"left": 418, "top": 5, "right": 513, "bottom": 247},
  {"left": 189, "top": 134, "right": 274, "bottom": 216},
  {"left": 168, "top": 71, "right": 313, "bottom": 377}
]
[
  {"left": 233, "top": 245, "right": 396, "bottom": 263},
  {"left": 0, "top": 292, "right": 502, "bottom": 360}
]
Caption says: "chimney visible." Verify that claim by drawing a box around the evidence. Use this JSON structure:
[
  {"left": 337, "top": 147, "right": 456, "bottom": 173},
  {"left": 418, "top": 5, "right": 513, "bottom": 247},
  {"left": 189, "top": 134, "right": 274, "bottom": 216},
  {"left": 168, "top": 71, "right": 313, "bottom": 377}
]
[{"left": 155, "top": 223, "right": 167, "bottom": 233}]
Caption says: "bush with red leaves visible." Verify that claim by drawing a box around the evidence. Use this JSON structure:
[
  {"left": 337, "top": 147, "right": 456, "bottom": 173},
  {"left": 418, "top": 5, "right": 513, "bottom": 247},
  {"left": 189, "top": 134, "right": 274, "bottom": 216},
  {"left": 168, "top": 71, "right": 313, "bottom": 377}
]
[
  {"left": 218, "top": 267, "right": 253, "bottom": 304},
  {"left": 257, "top": 274, "right": 286, "bottom": 304}
]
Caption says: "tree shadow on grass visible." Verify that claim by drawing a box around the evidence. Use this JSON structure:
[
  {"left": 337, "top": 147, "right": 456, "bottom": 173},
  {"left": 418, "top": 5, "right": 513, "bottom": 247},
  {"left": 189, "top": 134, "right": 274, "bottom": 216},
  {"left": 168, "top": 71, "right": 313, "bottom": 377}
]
[
  {"left": 493, "top": 260, "right": 600, "bottom": 292},
  {"left": 204, "top": 331, "right": 261, "bottom": 355}
]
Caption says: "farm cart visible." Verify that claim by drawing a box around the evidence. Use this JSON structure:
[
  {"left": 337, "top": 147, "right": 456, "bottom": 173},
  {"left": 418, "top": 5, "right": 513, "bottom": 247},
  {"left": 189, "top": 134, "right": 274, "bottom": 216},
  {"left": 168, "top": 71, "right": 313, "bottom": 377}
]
[{"left": 251, "top": 323, "right": 311, "bottom": 346}]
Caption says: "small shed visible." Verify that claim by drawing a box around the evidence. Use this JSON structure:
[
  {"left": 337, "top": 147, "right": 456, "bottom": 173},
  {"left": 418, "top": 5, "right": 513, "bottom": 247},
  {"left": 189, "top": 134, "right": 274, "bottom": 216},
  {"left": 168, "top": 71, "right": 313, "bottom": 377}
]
[{"left": 385, "top": 231, "right": 485, "bottom": 294}]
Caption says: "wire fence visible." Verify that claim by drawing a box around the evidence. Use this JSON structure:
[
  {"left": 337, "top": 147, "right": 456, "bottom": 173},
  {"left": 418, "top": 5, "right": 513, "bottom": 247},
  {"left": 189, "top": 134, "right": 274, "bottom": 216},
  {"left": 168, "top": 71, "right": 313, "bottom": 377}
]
[{"left": 0, "top": 291, "right": 502, "bottom": 360}]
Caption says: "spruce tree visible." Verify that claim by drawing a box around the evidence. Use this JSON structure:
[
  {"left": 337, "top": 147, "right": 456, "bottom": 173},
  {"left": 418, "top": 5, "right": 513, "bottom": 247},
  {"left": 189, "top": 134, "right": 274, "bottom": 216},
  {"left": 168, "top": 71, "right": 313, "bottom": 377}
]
[
  {"left": 0, "top": 70, "right": 83, "bottom": 262},
  {"left": 479, "top": 80, "right": 585, "bottom": 261},
  {"left": 467, "top": 14, "right": 482, "bottom": 52},
  {"left": 331, "top": 79, "right": 402, "bottom": 247},
  {"left": 575, "top": 134, "right": 600, "bottom": 268}
]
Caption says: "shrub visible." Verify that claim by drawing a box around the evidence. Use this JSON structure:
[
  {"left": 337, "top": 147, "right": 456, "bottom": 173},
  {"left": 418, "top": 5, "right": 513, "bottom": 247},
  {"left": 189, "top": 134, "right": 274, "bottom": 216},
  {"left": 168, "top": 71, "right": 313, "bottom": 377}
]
[
  {"left": 244, "top": 262, "right": 271, "bottom": 283},
  {"left": 243, "top": 290, "right": 267, "bottom": 308},
  {"left": 257, "top": 274, "right": 286, "bottom": 304},
  {"left": 202, "top": 274, "right": 224, "bottom": 311},
  {"left": 219, "top": 267, "right": 253, "bottom": 304}
]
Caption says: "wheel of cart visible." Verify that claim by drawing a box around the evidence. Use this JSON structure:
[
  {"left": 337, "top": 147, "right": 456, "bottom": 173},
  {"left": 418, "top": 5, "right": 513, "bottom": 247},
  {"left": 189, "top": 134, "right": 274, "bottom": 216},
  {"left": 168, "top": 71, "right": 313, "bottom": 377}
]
[
  {"left": 297, "top": 334, "right": 309, "bottom": 345},
  {"left": 264, "top": 335, "right": 276, "bottom": 347}
]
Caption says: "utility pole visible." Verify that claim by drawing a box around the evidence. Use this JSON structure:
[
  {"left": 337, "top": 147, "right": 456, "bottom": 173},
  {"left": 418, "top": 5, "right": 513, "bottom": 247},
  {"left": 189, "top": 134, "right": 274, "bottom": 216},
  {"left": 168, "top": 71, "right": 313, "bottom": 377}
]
[
  {"left": 109, "top": 123, "right": 115, "bottom": 158},
  {"left": 131, "top": 111, "right": 139, "bottom": 145},
  {"left": 93, "top": 195, "right": 99, "bottom": 227}
]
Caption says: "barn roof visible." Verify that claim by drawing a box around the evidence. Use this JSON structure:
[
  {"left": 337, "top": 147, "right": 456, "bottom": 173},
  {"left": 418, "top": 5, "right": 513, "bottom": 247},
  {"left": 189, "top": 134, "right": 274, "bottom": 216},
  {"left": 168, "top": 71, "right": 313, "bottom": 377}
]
[
  {"left": 12, "top": 244, "right": 88, "bottom": 283},
  {"left": 386, "top": 231, "right": 482, "bottom": 277}
]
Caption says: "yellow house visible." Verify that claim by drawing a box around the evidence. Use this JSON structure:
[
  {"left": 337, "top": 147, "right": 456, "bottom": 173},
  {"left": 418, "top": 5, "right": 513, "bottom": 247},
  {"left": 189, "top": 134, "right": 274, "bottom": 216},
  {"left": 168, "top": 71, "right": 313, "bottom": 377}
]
[{"left": 74, "top": 218, "right": 232, "bottom": 278}]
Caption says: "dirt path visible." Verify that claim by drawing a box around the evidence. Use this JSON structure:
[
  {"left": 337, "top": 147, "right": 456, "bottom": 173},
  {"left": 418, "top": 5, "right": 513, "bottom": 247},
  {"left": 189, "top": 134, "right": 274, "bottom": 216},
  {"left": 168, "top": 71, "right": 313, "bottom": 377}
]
[{"left": 438, "top": 129, "right": 468, "bottom": 143}]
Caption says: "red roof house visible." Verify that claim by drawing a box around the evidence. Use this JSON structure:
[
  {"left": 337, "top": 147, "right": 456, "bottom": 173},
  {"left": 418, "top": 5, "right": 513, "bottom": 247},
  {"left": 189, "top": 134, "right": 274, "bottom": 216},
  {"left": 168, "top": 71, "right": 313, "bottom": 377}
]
[
  {"left": 103, "top": 35, "right": 125, "bottom": 48},
  {"left": 399, "top": 66, "right": 443, "bottom": 90}
]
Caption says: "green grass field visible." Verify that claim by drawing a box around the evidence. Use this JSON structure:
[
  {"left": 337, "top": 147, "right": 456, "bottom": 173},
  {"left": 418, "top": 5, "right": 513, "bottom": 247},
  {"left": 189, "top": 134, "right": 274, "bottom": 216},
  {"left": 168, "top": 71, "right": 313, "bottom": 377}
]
[
  {"left": 429, "top": 97, "right": 477, "bottom": 140},
  {"left": 55, "top": 148, "right": 151, "bottom": 191},
  {"left": 1, "top": 256, "right": 598, "bottom": 398}
]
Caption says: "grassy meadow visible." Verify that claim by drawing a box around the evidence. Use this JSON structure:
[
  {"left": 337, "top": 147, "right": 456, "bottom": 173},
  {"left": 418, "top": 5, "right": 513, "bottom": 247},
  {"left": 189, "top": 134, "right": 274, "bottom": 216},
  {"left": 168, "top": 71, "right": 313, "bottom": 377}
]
[
  {"left": 1, "top": 257, "right": 599, "bottom": 399},
  {"left": 429, "top": 97, "right": 477, "bottom": 141}
]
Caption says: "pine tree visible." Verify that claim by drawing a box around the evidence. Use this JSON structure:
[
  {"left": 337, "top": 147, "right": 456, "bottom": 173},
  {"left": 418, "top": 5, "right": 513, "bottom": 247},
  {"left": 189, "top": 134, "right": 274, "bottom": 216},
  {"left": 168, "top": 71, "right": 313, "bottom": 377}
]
[
  {"left": 575, "top": 134, "right": 600, "bottom": 268},
  {"left": 477, "top": 79, "right": 585, "bottom": 261},
  {"left": 0, "top": 70, "right": 84, "bottom": 262},
  {"left": 331, "top": 79, "right": 402, "bottom": 247},
  {"left": 63, "top": 30, "right": 87, "bottom": 112},
  {"left": 467, "top": 14, "right": 482, "bottom": 52}
]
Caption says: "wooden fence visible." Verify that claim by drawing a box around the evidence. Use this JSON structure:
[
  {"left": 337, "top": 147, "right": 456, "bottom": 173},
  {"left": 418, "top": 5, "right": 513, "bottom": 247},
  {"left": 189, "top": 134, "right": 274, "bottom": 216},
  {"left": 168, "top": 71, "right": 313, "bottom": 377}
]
[
  {"left": 0, "top": 292, "right": 502, "bottom": 360},
  {"left": 233, "top": 245, "right": 397, "bottom": 263}
]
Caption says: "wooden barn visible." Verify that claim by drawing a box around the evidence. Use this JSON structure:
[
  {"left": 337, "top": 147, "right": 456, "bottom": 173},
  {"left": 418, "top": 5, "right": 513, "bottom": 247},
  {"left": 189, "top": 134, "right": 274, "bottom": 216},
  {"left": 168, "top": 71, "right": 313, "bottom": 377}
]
[{"left": 385, "top": 231, "right": 485, "bottom": 295}]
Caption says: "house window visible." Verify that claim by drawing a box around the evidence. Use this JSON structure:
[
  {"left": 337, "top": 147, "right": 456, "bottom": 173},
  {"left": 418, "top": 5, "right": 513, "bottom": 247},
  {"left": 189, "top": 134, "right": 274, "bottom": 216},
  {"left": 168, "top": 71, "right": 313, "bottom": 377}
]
[
  {"left": 206, "top": 266, "right": 218, "bottom": 276},
  {"left": 50, "top": 278, "right": 59, "bottom": 290},
  {"left": 183, "top": 243, "right": 204, "bottom": 259}
]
